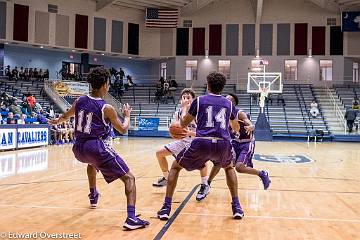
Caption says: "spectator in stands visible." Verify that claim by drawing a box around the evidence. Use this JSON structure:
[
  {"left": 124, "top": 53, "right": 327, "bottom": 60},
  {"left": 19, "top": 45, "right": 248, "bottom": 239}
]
[
  {"left": 310, "top": 99, "right": 319, "bottom": 118},
  {"left": 44, "top": 69, "right": 49, "bottom": 79},
  {"left": 154, "top": 84, "right": 165, "bottom": 103},
  {"left": 352, "top": 97, "right": 359, "bottom": 110},
  {"left": 6, "top": 112, "right": 17, "bottom": 124},
  {"left": 11, "top": 66, "right": 18, "bottom": 81},
  {"left": 35, "top": 102, "right": 43, "bottom": 112},
  {"left": 0, "top": 114, "right": 3, "bottom": 124},
  {"left": 127, "top": 75, "right": 135, "bottom": 87},
  {"left": 38, "top": 69, "right": 43, "bottom": 81},
  {"left": 47, "top": 105, "right": 55, "bottom": 118},
  {"left": 24, "top": 68, "right": 30, "bottom": 81},
  {"left": 159, "top": 77, "right": 165, "bottom": 89},
  {"left": 169, "top": 76, "right": 178, "bottom": 89},
  {"left": 19, "top": 67, "right": 25, "bottom": 80},
  {"left": 277, "top": 93, "right": 285, "bottom": 106},
  {"left": 119, "top": 68, "right": 125, "bottom": 80},
  {"left": 33, "top": 68, "right": 39, "bottom": 80},
  {"left": 21, "top": 100, "right": 31, "bottom": 115},
  {"left": 123, "top": 74, "right": 129, "bottom": 91},
  {"left": 36, "top": 109, "right": 48, "bottom": 124},
  {"left": 9, "top": 103, "right": 22, "bottom": 117},
  {"left": 27, "top": 94, "right": 36, "bottom": 110},
  {"left": 29, "top": 68, "right": 34, "bottom": 79},
  {"left": 17, "top": 114, "right": 26, "bottom": 124},
  {"left": 345, "top": 107, "right": 357, "bottom": 133},
  {"left": 266, "top": 93, "right": 273, "bottom": 106},
  {"left": 5, "top": 65, "right": 11, "bottom": 78}
]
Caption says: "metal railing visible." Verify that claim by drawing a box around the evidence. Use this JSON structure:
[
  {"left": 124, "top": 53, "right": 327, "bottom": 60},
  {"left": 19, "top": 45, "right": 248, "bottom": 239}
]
[{"left": 325, "top": 85, "right": 347, "bottom": 133}]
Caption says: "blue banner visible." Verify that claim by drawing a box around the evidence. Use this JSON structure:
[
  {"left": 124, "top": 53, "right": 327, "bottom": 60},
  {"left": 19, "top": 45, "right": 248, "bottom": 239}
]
[
  {"left": 342, "top": 11, "right": 360, "bottom": 32},
  {"left": 138, "top": 117, "right": 160, "bottom": 131}
]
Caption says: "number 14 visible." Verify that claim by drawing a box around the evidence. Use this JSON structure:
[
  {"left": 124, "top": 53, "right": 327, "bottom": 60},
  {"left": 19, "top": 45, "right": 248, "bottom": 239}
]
[{"left": 205, "top": 106, "right": 226, "bottom": 130}]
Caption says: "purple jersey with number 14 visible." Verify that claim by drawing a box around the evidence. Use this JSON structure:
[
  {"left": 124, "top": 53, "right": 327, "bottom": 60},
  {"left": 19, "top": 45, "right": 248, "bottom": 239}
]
[
  {"left": 188, "top": 94, "right": 236, "bottom": 140},
  {"left": 74, "top": 95, "right": 112, "bottom": 141},
  {"left": 176, "top": 94, "right": 236, "bottom": 171}
]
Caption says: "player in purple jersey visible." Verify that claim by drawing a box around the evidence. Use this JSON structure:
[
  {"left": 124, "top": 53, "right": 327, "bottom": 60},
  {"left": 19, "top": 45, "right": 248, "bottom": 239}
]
[
  {"left": 207, "top": 93, "right": 271, "bottom": 190},
  {"left": 152, "top": 88, "right": 210, "bottom": 201},
  {"left": 49, "top": 67, "right": 149, "bottom": 231},
  {"left": 157, "top": 72, "right": 244, "bottom": 220}
]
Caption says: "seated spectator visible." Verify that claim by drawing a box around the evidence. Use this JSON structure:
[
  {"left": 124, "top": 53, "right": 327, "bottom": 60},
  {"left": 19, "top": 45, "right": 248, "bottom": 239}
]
[
  {"left": 159, "top": 77, "right": 165, "bottom": 89},
  {"left": 38, "top": 69, "right": 43, "bottom": 81},
  {"left": 36, "top": 109, "right": 48, "bottom": 124},
  {"left": 35, "top": 102, "right": 43, "bottom": 112},
  {"left": 127, "top": 75, "right": 135, "bottom": 87},
  {"left": 123, "top": 75, "right": 129, "bottom": 91},
  {"left": 29, "top": 68, "right": 34, "bottom": 79},
  {"left": 67, "top": 120, "right": 75, "bottom": 143},
  {"left": 353, "top": 97, "right": 360, "bottom": 110},
  {"left": 9, "top": 103, "right": 22, "bottom": 117},
  {"left": 33, "top": 68, "right": 39, "bottom": 80},
  {"left": 19, "top": 67, "right": 25, "bottom": 80},
  {"left": 44, "top": 69, "right": 49, "bottom": 79},
  {"left": 5, "top": 65, "right": 11, "bottom": 78},
  {"left": 277, "top": 93, "right": 285, "bottom": 106},
  {"left": 266, "top": 93, "right": 273, "bottom": 106},
  {"left": 51, "top": 124, "right": 62, "bottom": 144},
  {"left": 169, "top": 76, "right": 178, "bottom": 89},
  {"left": 21, "top": 100, "right": 31, "bottom": 115},
  {"left": 6, "top": 112, "right": 17, "bottom": 124},
  {"left": 310, "top": 100, "right": 319, "bottom": 118},
  {"left": 27, "top": 94, "right": 36, "bottom": 110},
  {"left": 0, "top": 114, "right": 3, "bottom": 124},
  {"left": 154, "top": 84, "right": 165, "bottom": 103},
  {"left": 17, "top": 114, "right": 26, "bottom": 124},
  {"left": 47, "top": 105, "right": 55, "bottom": 118},
  {"left": 24, "top": 68, "right": 29, "bottom": 81},
  {"left": 11, "top": 66, "right": 18, "bottom": 81}
]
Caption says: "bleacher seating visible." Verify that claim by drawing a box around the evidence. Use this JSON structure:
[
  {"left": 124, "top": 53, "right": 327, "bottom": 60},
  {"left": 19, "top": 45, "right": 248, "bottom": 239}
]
[
  {"left": 334, "top": 85, "right": 359, "bottom": 108},
  {"left": 0, "top": 77, "right": 60, "bottom": 114}
]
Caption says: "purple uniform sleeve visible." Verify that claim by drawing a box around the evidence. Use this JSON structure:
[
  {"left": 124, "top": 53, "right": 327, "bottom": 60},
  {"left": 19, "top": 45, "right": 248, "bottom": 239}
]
[
  {"left": 230, "top": 104, "right": 236, "bottom": 120},
  {"left": 188, "top": 98, "right": 198, "bottom": 117}
]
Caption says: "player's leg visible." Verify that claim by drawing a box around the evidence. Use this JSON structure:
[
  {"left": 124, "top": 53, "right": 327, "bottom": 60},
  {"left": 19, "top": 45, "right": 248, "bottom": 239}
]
[
  {"left": 236, "top": 142, "right": 271, "bottom": 190},
  {"left": 153, "top": 147, "right": 172, "bottom": 187},
  {"left": 207, "top": 165, "right": 221, "bottom": 186},
  {"left": 196, "top": 163, "right": 211, "bottom": 201},
  {"left": 158, "top": 161, "right": 183, "bottom": 220},
  {"left": 87, "top": 164, "right": 100, "bottom": 208},
  {"left": 224, "top": 166, "right": 244, "bottom": 219},
  {"left": 154, "top": 140, "right": 187, "bottom": 187}
]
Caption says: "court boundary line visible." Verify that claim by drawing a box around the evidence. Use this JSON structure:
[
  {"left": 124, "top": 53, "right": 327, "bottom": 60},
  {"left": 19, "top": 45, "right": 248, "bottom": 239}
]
[
  {"left": 153, "top": 184, "right": 200, "bottom": 240},
  {"left": 0, "top": 203, "right": 360, "bottom": 224}
]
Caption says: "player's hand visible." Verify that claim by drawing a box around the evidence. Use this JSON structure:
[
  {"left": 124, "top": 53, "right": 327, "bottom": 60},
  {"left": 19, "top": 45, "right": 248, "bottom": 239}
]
[
  {"left": 48, "top": 118, "right": 60, "bottom": 125},
  {"left": 244, "top": 125, "right": 255, "bottom": 134},
  {"left": 122, "top": 103, "right": 132, "bottom": 117}
]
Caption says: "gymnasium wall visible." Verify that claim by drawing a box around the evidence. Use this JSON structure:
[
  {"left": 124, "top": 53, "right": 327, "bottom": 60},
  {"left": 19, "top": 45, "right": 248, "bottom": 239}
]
[{"left": 0, "top": 0, "right": 162, "bottom": 57}]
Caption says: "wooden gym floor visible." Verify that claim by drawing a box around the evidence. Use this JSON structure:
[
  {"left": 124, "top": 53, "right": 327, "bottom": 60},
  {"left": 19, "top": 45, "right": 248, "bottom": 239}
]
[{"left": 0, "top": 138, "right": 359, "bottom": 240}]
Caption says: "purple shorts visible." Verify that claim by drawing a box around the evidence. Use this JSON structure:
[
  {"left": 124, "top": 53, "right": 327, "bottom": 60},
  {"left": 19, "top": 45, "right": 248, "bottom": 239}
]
[
  {"left": 231, "top": 140, "right": 255, "bottom": 168},
  {"left": 176, "top": 138, "right": 234, "bottom": 171},
  {"left": 72, "top": 139, "right": 129, "bottom": 183}
]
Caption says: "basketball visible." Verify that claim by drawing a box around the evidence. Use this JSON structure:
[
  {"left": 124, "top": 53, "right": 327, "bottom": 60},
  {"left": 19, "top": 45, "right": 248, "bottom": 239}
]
[{"left": 169, "top": 122, "right": 188, "bottom": 139}]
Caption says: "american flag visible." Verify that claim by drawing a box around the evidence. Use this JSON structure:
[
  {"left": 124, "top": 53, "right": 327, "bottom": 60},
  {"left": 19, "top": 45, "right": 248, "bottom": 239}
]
[{"left": 145, "top": 8, "right": 179, "bottom": 28}]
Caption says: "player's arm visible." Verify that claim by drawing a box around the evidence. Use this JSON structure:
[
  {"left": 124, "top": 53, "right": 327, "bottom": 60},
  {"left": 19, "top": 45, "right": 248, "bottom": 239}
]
[
  {"left": 180, "top": 98, "right": 197, "bottom": 128},
  {"left": 103, "top": 103, "right": 132, "bottom": 134},
  {"left": 238, "top": 111, "right": 254, "bottom": 134},
  {"left": 48, "top": 102, "right": 76, "bottom": 125},
  {"left": 229, "top": 104, "right": 240, "bottom": 132}
]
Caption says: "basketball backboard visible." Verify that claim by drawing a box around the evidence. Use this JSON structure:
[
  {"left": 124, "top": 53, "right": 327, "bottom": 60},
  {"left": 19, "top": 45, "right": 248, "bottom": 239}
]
[{"left": 247, "top": 72, "right": 282, "bottom": 93}]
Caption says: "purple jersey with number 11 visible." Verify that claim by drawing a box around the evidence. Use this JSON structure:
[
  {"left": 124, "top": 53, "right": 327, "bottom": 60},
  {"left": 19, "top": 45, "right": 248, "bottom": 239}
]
[
  {"left": 188, "top": 94, "right": 236, "bottom": 140},
  {"left": 74, "top": 95, "right": 112, "bottom": 141}
]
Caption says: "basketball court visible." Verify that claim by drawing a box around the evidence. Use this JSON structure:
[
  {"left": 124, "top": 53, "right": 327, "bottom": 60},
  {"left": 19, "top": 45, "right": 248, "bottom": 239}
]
[{"left": 1, "top": 138, "right": 359, "bottom": 239}]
